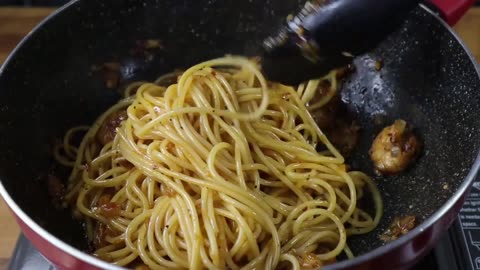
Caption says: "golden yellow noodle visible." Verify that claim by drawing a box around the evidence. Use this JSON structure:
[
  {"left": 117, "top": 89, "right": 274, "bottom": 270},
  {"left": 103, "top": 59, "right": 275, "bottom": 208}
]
[{"left": 58, "top": 56, "right": 382, "bottom": 270}]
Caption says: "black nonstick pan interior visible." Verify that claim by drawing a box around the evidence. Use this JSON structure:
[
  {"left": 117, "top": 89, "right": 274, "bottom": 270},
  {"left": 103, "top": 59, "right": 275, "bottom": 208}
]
[{"left": 0, "top": 0, "right": 479, "bottom": 263}]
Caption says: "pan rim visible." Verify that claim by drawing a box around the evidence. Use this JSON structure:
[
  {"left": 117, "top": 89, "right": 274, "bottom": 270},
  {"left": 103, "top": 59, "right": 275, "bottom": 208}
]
[{"left": 0, "top": 2, "right": 478, "bottom": 270}]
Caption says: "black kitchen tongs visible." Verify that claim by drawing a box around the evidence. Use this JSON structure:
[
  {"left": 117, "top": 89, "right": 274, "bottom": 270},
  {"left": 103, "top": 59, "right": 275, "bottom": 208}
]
[{"left": 261, "top": 0, "right": 422, "bottom": 85}]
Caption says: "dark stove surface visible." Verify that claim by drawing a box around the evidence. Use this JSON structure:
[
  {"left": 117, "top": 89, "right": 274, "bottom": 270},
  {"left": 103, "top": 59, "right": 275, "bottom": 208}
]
[{"left": 10, "top": 179, "right": 480, "bottom": 270}]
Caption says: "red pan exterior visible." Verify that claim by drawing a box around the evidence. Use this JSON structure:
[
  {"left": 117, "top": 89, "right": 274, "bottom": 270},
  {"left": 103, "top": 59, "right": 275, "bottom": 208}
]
[{"left": 14, "top": 215, "right": 102, "bottom": 270}]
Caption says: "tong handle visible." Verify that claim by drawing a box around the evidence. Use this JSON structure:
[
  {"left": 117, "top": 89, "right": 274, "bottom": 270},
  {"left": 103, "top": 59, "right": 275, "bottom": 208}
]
[{"left": 262, "top": 0, "right": 421, "bottom": 84}]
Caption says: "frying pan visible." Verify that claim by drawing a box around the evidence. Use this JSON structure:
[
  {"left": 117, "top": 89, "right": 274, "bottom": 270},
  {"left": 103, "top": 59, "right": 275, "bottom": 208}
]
[{"left": 0, "top": 0, "right": 479, "bottom": 269}]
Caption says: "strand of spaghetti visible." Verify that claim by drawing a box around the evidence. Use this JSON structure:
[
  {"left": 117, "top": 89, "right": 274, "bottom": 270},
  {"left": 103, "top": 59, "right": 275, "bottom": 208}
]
[
  {"left": 176, "top": 57, "right": 269, "bottom": 120},
  {"left": 61, "top": 56, "right": 383, "bottom": 269},
  {"left": 306, "top": 70, "right": 339, "bottom": 111},
  {"left": 64, "top": 98, "right": 133, "bottom": 201},
  {"left": 117, "top": 126, "right": 282, "bottom": 267},
  {"left": 121, "top": 120, "right": 276, "bottom": 216}
]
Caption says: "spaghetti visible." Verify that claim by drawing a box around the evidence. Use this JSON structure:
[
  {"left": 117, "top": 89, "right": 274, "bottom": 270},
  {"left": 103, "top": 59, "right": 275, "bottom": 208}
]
[{"left": 58, "top": 56, "right": 382, "bottom": 269}]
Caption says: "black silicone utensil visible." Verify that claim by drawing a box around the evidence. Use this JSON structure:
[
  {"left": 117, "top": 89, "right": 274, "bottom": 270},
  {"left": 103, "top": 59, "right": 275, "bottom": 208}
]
[{"left": 261, "top": 0, "right": 421, "bottom": 84}]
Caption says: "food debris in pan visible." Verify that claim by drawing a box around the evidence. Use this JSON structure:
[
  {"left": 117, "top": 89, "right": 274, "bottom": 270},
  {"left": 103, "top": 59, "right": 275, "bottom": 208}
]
[
  {"left": 309, "top": 65, "right": 360, "bottom": 157},
  {"left": 132, "top": 39, "right": 163, "bottom": 52},
  {"left": 91, "top": 62, "right": 122, "bottom": 89},
  {"left": 95, "top": 194, "right": 121, "bottom": 218},
  {"left": 364, "top": 57, "right": 383, "bottom": 71},
  {"left": 94, "top": 222, "right": 116, "bottom": 250},
  {"left": 374, "top": 59, "right": 383, "bottom": 71},
  {"left": 47, "top": 173, "right": 65, "bottom": 208},
  {"left": 370, "top": 119, "right": 422, "bottom": 175},
  {"left": 90, "top": 39, "right": 163, "bottom": 90},
  {"left": 298, "top": 253, "right": 322, "bottom": 269},
  {"left": 130, "top": 39, "right": 163, "bottom": 61},
  {"left": 96, "top": 110, "right": 128, "bottom": 145},
  {"left": 325, "top": 118, "right": 360, "bottom": 157},
  {"left": 380, "top": 215, "right": 416, "bottom": 242}
]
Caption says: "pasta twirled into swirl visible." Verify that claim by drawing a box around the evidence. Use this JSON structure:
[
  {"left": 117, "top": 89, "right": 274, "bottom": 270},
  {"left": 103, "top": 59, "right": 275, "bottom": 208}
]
[{"left": 58, "top": 57, "right": 382, "bottom": 270}]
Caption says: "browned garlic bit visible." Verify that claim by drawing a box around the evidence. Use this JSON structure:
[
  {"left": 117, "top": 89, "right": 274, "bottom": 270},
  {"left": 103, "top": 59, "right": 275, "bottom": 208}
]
[{"left": 370, "top": 119, "right": 421, "bottom": 175}]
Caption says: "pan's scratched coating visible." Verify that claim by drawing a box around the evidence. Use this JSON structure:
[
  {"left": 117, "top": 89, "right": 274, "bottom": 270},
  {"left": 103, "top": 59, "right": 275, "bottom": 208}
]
[
  {"left": 341, "top": 8, "right": 480, "bottom": 255},
  {"left": 0, "top": 0, "right": 479, "bottom": 267}
]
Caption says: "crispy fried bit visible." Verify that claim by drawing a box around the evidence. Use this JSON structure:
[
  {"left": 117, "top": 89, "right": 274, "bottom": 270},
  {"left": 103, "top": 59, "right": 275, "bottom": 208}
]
[
  {"left": 96, "top": 110, "right": 128, "bottom": 145},
  {"left": 99, "top": 202, "right": 121, "bottom": 218},
  {"left": 90, "top": 62, "right": 120, "bottom": 86},
  {"left": 96, "top": 194, "right": 121, "bottom": 218},
  {"left": 102, "top": 62, "right": 121, "bottom": 89},
  {"left": 144, "top": 39, "right": 163, "bottom": 49},
  {"left": 130, "top": 39, "right": 163, "bottom": 58},
  {"left": 94, "top": 222, "right": 109, "bottom": 248},
  {"left": 166, "top": 142, "right": 175, "bottom": 152},
  {"left": 380, "top": 215, "right": 416, "bottom": 242},
  {"left": 97, "top": 194, "right": 111, "bottom": 206},
  {"left": 105, "top": 72, "right": 120, "bottom": 89},
  {"left": 370, "top": 120, "right": 422, "bottom": 175},
  {"left": 298, "top": 253, "right": 322, "bottom": 269},
  {"left": 47, "top": 174, "right": 65, "bottom": 207}
]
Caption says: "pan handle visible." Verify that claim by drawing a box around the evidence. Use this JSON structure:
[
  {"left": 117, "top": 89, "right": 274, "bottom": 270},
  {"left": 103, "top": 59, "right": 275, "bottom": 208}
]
[{"left": 427, "top": 0, "right": 475, "bottom": 25}]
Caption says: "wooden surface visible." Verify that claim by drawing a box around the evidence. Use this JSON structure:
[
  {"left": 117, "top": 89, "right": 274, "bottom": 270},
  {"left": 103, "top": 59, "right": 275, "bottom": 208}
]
[
  {"left": 454, "top": 8, "right": 480, "bottom": 61},
  {"left": 0, "top": 198, "right": 19, "bottom": 270},
  {"left": 0, "top": 6, "right": 479, "bottom": 270}
]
